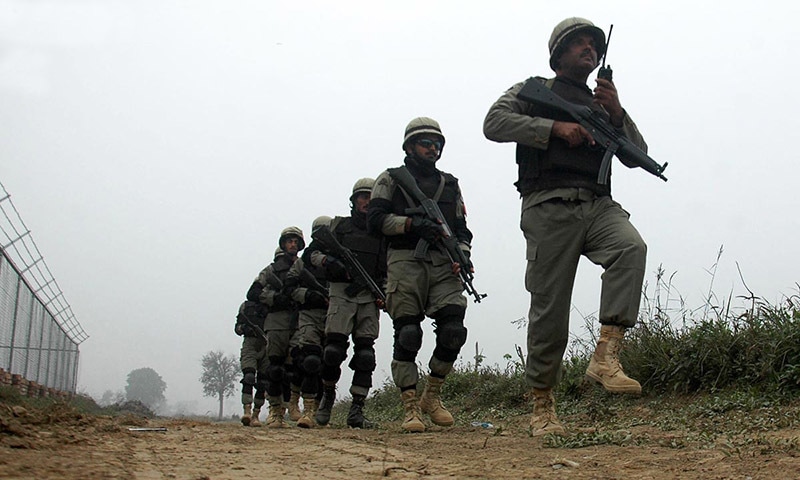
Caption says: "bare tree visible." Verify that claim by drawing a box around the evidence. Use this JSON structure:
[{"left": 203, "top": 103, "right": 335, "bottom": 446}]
[{"left": 199, "top": 350, "right": 240, "bottom": 420}]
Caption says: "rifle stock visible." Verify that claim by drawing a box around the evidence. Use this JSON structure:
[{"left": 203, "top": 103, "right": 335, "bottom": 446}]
[
  {"left": 516, "top": 78, "right": 668, "bottom": 183},
  {"left": 388, "top": 167, "right": 487, "bottom": 304}
]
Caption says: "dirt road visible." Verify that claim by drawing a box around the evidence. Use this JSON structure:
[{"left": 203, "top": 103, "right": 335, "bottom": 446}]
[{"left": 3, "top": 403, "right": 800, "bottom": 479}]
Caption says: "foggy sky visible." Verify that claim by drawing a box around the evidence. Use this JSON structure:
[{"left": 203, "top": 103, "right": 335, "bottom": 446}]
[{"left": 2, "top": 0, "right": 798, "bottom": 415}]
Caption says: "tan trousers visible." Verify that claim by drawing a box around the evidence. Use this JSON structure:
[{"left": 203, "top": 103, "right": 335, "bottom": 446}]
[{"left": 521, "top": 194, "right": 646, "bottom": 389}]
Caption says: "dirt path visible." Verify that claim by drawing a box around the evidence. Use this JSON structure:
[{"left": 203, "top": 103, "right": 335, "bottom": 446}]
[{"left": 3, "top": 406, "right": 800, "bottom": 479}]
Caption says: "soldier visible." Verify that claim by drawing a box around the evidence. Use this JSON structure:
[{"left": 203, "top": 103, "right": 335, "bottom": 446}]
[
  {"left": 367, "top": 118, "right": 473, "bottom": 433},
  {"left": 248, "top": 226, "right": 305, "bottom": 428},
  {"left": 286, "top": 216, "right": 331, "bottom": 428},
  {"left": 310, "top": 178, "right": 386, "bottom": 429},
  {"left": 483, "top": 18, "right": 648, "bottom": 436},
  {"left": 234, "top": 297, "right": 270, "bottom": 427}
]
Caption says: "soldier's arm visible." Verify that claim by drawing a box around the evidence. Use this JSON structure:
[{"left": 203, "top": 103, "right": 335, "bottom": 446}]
[
  {"left": 286, "top": 258, "right": 308, "bottom": 303},
  {"left": 483, "top": 81, "right": 554, "bottom": 149},
  {"left": 258, "top": 265, "right": 281, "bottom": 306},
  {"left": 246, "top": 267, "right": 268, "bottom": 302},
  {"left": 367, "top": 171, "right": 408, "bottom": 236}
]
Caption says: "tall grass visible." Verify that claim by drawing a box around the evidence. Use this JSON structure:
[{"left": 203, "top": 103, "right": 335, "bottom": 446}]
[{"left": 361, "top": 268, "right": 800, "bottom": 426}]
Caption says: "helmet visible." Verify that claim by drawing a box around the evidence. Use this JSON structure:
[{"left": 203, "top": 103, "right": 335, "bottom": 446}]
[
  {"left": 548, "top": 17, "right": 606, "bottom": 71},
  {"left": 311, "top": 215, "right": 332, "bottom": 232},
  {"left": 278, "top": 226, "right": 305, "bottom": 251},
  {"left": 402, "top": 117, "right": 445, "bottom": 150},
  {"left": 274, "top": 247, "right": 283, "bottom": 259},
  {"left": 350, "top": 177, "right": 374, "bottom": 200}
]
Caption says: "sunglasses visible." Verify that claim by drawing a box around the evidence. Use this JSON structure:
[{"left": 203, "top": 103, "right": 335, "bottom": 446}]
[{"left": 415, "top": 139, "right": 443, "bottom": 150}]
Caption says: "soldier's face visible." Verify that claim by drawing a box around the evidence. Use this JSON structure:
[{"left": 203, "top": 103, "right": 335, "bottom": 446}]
[
  {"left": 557, "top": 33, "right": 598, "bottom": 75},
  {"left": 283, "top": 237, "right": 300, "bottom": 256},
  {"left": 410, "top": 135, "right": 443, "bottom": 162},
  {"left": 353, "top": 192, "right": 370, "bottom": 214}
]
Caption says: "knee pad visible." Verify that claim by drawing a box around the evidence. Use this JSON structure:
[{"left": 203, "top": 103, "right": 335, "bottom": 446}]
[
  {"left": 241, "top": 371, "right": 256, "bottom": 387},
  {"left": 435, "top": 321, "right": 468, "bottom": 351},
  {"left": 255, "top": 376, "right": 269, "bottom": 393},
  {"left": 290, "top": 345, "right": 303, "bottom": 364},
  {"left": 323, "top": 333, "right": 349, "bottom": 367},
  {"left": 393, "top": 315, "right": 423, "bottom": 359},
  {"left": 303, "top": 354, "right": 322, "bottom": 375},
  {"left": 432, "top": 307, "right": 468, "bottom": 362},
  {"left": 349, "top": 338, "right": 376, "bottom": 372},
  {"left": 266, "top": 364, "right": 285, "bottom": 383}
]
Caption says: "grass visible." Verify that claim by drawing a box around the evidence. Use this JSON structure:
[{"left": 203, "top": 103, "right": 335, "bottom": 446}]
[{"left": 354, "top": 276, "right": 800, "bottom": 451}]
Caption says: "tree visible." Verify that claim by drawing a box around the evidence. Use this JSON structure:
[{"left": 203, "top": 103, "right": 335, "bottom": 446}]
[
  {"left": 125, "top": 367, "right": 167, "bottom": 411},
  {"left": 199, "top": 350, "right": 240, "bottom": 420},
  {"left": 98, "top": 389, "right": 126, "bottom": 407}
]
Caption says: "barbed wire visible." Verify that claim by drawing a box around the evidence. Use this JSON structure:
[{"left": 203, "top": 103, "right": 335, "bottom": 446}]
[{"left": 0, "top": 181, "right": 88, "bottom": 344}]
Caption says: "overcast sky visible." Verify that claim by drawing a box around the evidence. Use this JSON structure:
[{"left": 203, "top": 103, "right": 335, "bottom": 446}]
[{"left": 2, "top": 1, "right": 798, "bottom": 415}]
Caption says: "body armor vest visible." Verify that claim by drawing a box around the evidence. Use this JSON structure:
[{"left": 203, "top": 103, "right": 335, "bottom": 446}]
[
  {"left": 333, "top": 216, "right": 386, "bottom": 281},
  {"left": 388, "top": 167, "right": 461, "bottom": 251},
  {"left": 515, "top": 76, "right": 610, "bottom": 197}
]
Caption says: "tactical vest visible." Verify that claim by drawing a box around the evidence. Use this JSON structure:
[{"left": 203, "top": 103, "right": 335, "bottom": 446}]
[
  {"left": 388, "top": 166, "right": 461, "bottom": 251},
  {"left": 515, "top": 76, "right": 610, "bottom": 197},
  {"left": 332, "top": 216, "right": 386, "bottom": 281},
  {"left": 268, "top": 255, "right": 294, "bottom": 312}
]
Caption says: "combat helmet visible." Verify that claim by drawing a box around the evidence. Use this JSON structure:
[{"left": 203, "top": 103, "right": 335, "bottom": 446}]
[
  {"left": 548, "top": 17, "right": 606, "bottom": 71},
  {"left": 278, "top": 226, "right": 305, "bottom": 251},
  {"left": 402, "top": 117, "right": 445, "bottom": 151},
  {"left": 350, "top": 177, "right": 375, "bottom": 201},
  {"left": 311, "top": 215, "right": 332, "bottom": 233}
]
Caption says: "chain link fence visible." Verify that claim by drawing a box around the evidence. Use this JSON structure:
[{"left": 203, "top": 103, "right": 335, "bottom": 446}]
[{"left": 0, "top": 182, "right": 87, "bottom": 394}]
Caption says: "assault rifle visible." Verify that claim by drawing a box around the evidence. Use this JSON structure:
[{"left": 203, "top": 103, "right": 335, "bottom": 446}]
[
  {"left": 298, "top": 268, "right": 329, "bottom": 298},
  {"left": 388, "top": 167, "right": 487, "bottom": 304},
  {"left": 516, "top": 78, "right": 668, "bottom": 184},
  {"left": 311, "top": 225, "right": 387, "bottom": 309},
  {"left": 236, "top": 302, "right": 269, "bottom": 344}
]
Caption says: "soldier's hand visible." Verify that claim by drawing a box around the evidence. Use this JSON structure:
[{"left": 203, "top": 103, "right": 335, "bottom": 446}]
[
  {"left": 451, "top": 262, "right": 462, "bottom": 275},
  {"left": 552, "top": 121, "right": 595, "bottom": 147},
  {"left": 324, "top": 256, "right": 349, "bottom": 281},
  {"left": 408, "top": 217, "right": 443, "bottom": 244},
  {"left": 593, "top": 78, "right": 624, "bottom": 127},
  {"left": 304, "top": 290, "right": 328, "bottom": 309}
]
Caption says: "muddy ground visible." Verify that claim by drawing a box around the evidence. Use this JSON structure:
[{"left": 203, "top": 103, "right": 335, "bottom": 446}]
[{"left": 2, "top": 401, "right": 800, "bottom": 479}]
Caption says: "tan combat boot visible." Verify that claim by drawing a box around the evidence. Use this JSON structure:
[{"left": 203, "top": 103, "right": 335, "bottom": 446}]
[
  {"left": 419, "top": 376, "right": 454, "bottom": 426},
  {"left": 250, "top": 407, "right": 261, "bottom": 427},
  {"left": 240, "top": 404, "right": 252, "bottom": 427},
  {"left": 400, "top": 389, "right": 426, "bottom": 433},
  {"left": 288, "top": 390, "right": 303, "bottom": 421},
  {"left": 296, "top": 396, "right": 317, "bottom": 428},
  {"left": 585, "top": 325, "right": 642, "bottom": 394},
  {"left": 265, "top": 404, "right": 289, "bottom": 428},
  {"left": 530, "top": 388, "right": 565, "bottom": 437}
]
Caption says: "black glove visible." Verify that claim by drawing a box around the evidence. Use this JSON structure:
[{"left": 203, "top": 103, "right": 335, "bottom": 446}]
[
  {"left": 272, "top": 293, "right": 292, "bottom": 309},
  {"left": 409, "top": 217, "right": 442, "bottom": 244},
  {"left": 325, "top": 256, "right": 349, "bottom": 281},
  {"left": 304, "top": 290, "right": 328, "bottom": 309},
  {"left": 234, "top": 321, "right": 254, "bottom": 337}
]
